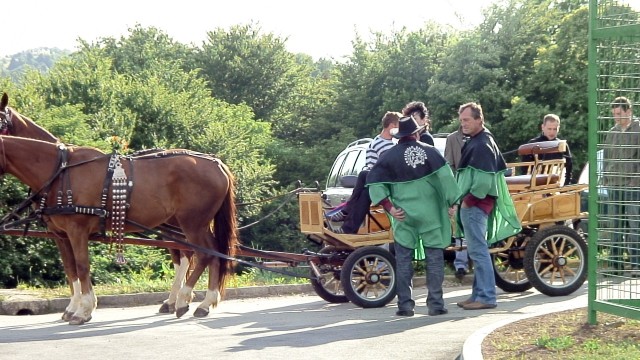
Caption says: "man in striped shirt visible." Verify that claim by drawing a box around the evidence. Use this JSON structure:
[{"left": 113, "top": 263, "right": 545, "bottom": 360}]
[
  {"left": 366, "top": 114, "right": 399, "bottom": 168},
  {"left": 330, "top": 112, "right": 400, "bottom": 233}
]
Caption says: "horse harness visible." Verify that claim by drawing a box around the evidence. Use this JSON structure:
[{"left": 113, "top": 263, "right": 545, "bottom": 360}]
[
  {"left": 0, "top": 108, "right": 13, "bottom": 135},
  {"left": 3, "top": 143, "right": 221, "bottom": 264}
]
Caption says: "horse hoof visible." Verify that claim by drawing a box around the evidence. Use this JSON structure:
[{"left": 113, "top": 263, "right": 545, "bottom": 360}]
[
  {"left": 193, "top": 308, "right": 209, "bottom": 318},
  {"left": 68, "top": 315, "right": 91, "bottom": 325},
  {"left": 61, "top": 311, "right": 72, "bottom": 321},
  {"left": 176, "top": 306, "right": 189, "bottom": 318},
  {"left": 158, "top": 302, "right": 176, "bottom": 314}
]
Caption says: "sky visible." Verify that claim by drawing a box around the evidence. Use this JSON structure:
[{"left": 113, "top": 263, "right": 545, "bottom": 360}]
[{"left": 4, "top": 0, "right": 500, "bottom": 60}]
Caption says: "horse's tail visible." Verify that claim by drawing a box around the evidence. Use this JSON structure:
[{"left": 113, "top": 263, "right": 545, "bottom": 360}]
[{"left": 214, "top": 161, "right": 239, "bottom": 298}]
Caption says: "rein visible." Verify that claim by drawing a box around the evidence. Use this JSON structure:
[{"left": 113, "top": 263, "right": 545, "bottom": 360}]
[
  {"left": 237, "top": 184, "right": 315, "bottom": 230},
  {"left": 125, "top": 218, "right": 315, "bottom": 280}
]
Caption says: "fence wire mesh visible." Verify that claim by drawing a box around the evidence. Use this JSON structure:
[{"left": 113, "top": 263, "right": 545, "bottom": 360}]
[{"left": 589, "top": 0, "right": 640, "bottom": 321}]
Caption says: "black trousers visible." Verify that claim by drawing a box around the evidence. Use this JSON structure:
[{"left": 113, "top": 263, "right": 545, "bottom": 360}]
[{"left": 342, "top": 170, "right": 372, "bottom": 233}]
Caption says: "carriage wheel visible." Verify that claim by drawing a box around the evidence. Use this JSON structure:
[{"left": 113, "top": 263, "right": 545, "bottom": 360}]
[
  {"left": 491, "top": 236, "right": 533, "bottom": 293},
  {"left": 524, "top": 225, "right": 588, "bottom": 296},
  {"left": 340, "top": 246, "right": 396, "bottom": 308},
  {"left": 310, "top": 246, "right": 349, "bottom": 303}
]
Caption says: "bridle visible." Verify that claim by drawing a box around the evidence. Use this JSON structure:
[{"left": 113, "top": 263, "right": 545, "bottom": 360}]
[
  {"left": 0, "top": 107, "right": 13, "bottom": 135},
  {"left": 0, "top": 136, "right": 6, "bottom": 176}
]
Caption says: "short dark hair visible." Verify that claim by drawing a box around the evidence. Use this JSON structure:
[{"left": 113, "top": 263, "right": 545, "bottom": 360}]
[
  {"left": 381, "top": 111, "right": 401, "bottom": 129},
  {"left": 459, "top": 102, "right": 484, "bottom": 120},
  {"left": 612, "top": 96, "right": 632, "bottom": 112}
]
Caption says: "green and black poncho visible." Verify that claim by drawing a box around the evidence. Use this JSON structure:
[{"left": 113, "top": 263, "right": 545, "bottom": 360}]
[
  {"left": 456, "top": 129, "right": 521, "bottom": 244},
  {"left": 367, "top": 139, "right": 461, "bottom": 251}
]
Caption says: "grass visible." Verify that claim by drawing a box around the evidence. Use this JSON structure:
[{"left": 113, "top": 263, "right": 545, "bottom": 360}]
[
  {"left": 482, "top": 308, "right": 640, "bottom": 359},
  {"left": 13, "top": 266, "right": 309, "bottom": 299}
]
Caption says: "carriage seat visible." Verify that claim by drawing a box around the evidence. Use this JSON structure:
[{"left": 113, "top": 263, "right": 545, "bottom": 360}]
[{"left": 506, "top": 173, "right": 560, "bottom": 193}]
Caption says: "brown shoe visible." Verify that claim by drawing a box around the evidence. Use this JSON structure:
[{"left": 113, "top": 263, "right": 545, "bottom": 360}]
[
  {"left": 463, "top": 301, "right": 497, "bottom": 310},
  {"left": 456, "top": 298, "right": 474, "bottom": 308}
]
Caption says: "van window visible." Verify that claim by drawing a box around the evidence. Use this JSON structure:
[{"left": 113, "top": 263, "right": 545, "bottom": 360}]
[
  {"left": 338, "top": 149, "right": 364, "bottom": 181},
  {"left": 327, "top": 152, "right": 347, "bottom": 188}
]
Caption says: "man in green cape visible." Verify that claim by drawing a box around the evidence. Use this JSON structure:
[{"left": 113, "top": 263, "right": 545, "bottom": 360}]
[
  {"left": 454, "top": 102, "right": 521, "bottom": 311},
  {"left": 367, "top": 115, "right": 461, "bottom": 317}
]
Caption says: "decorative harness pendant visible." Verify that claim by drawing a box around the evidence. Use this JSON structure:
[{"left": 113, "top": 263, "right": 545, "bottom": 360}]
[{"left": 111, "top": 157, "right": 128, "bottom": 265}]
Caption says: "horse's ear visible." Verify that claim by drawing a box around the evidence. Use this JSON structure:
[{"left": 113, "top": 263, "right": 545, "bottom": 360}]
[{"left": 0, "top": 93, "right": 7, "bottom": 109}]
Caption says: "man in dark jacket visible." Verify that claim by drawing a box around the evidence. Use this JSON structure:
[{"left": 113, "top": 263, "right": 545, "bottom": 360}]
[
  {"left": 603, "top": 96, "right": 640, "bottom": 274},
  {"left": 368, "top": 116, "right": 460, "bottom": 317},
  {"left": 520, "top": 114, "right": 573, "bottom": 185},
  {"left": 455, "top": 102, "right": 521, "bottom": 310}
]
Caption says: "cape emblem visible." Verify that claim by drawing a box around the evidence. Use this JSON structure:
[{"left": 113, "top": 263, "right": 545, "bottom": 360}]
[{"left": 404, "top": 146, "right": 427, "bottom": 168}]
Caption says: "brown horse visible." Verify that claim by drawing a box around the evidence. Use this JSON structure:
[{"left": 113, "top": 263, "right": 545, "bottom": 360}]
[
  {"left": 0, "top": 93, "right": 196, "bottom": 316},
  {"left": 0, "top": 135, "right": 238, "bottom": 325}
]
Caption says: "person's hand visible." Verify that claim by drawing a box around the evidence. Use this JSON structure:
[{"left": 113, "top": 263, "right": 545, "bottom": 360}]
[
  {"left": 448, "top": 205, "right": 458, "bottom": 217},
  {"left": 389, "top": 206, "right": 405, "bottom": 221}
]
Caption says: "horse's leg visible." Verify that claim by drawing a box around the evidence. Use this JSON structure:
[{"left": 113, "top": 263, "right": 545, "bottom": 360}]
[
  {"left": 175, "top": 255, "right": 207, "bottom": 318},
  {"left": 158, "top": 249, "right": 191, "bottom": 314},
  {"left": 53, "top": 237, "right": 80, "bottom": 321},
  {"left": 193, "top": 254, "right": 222, "bottom": 318},
  {"left": 66, "top": 231, "right": 96, "bottom": 325}
]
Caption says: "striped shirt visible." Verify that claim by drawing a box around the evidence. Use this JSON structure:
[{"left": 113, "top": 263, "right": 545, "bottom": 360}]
[{"left": 366, "top": 135, "right": 395, "bottom": 169}]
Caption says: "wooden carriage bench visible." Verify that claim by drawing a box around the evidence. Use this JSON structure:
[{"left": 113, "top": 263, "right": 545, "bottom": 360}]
[{"left": 505, "top": 140, "right": 567, "bottom": 194}]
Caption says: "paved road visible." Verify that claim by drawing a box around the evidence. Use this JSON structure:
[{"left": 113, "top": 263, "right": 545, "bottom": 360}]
[{"left": 0, "top": 283, "right": 588, "bottom": 360}]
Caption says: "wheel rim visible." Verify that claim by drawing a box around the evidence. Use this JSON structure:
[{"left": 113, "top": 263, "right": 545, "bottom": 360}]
[
  {"left": 532, "top": 232, "right": 586, "bottom": 288},
  {"left": 346, "top": 253, "right": 395, "bottom": 301},
  {"left": 317, "top": 268, "right": 343, "bottom": 296}
]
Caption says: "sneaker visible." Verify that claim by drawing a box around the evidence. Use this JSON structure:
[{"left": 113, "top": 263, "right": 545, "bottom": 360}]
[
  {"left": 395, "top": 309, "right": 415, "bottom": 317},
  {"left": 328, "top": 210, "right": 346, "bottom": 222},
  {"left": 455, "top": 268, "right": 467, "bottom": 280}
]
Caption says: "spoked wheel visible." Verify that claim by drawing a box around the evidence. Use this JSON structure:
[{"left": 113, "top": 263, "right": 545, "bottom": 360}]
[
  {"left": 310, "top": 246, "right": 349, "bottom": 303},
  {"left": 340, "top": 246, "right": 396, "bottom": 308},
  {"left": 524, "top": 225, "right": 588, "bottom": 296},
  {"left": 491, "top": 236, "right": 533, "bottom": 293}
]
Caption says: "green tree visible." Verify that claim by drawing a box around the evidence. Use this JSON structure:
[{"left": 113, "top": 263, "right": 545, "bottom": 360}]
[{"left": 195, "top": 23, "right": 301, "bottom": 123}]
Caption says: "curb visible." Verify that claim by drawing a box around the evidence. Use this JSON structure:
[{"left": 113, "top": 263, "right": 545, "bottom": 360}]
[
  {"left": 0, "top": 284, "right": 315, "bottom": 316},
  {"left": 0, "top": 275, "right": 469, "bottom": 316}
]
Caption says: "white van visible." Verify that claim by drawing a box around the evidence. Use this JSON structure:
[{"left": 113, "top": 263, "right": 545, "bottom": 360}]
[{"left": 323, "top": 135, "right": 448, "bottom": 206}]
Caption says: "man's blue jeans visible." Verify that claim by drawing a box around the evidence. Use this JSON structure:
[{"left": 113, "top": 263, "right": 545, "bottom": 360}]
[{"left": 460, "top": 206, "right": 497, "bottom": 305}]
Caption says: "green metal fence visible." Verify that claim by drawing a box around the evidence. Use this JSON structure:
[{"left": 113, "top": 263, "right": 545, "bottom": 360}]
[{"left": 588, "top": 0, "right": 640, "bottom": 323}]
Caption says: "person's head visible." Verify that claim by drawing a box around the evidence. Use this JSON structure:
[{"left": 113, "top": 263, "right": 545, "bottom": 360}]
[
  {"left": 611, "top": 96, "right": 633, "bottom": 128},
  {"left": 402, "top": 101, "right": 431, "bottom": 132},
  {"left": 381, "top": 111, "right": 401, "bottom": 130},
  {"left": 458, "top": 102, "right": 484, "bottom": 136},
  {"left": 393, "top": 116, "right": 424, "bottom": 140},
  {"left": 379, "top": 111, "right": 401, "bottom": 138},
  {"left": 541, "top": 114, "right": 561, "bottom": 140}
]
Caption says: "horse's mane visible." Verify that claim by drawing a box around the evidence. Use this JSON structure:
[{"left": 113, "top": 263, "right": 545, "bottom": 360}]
[{"left": 11, "top": 108, "right": 60, "bottom": 141}]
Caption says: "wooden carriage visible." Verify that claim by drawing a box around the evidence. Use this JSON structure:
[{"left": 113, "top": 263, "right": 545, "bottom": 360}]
[{"left": 298, "top": 139, "right": 588, "bottom": 305}]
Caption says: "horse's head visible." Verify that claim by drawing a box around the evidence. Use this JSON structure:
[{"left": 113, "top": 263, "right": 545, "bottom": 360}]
[
  {"left": 0, "top": 93, "right": 13, "bottom": 136},
  {"left": 0, "top": 93, "right": 58, "bottom": 142}
]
